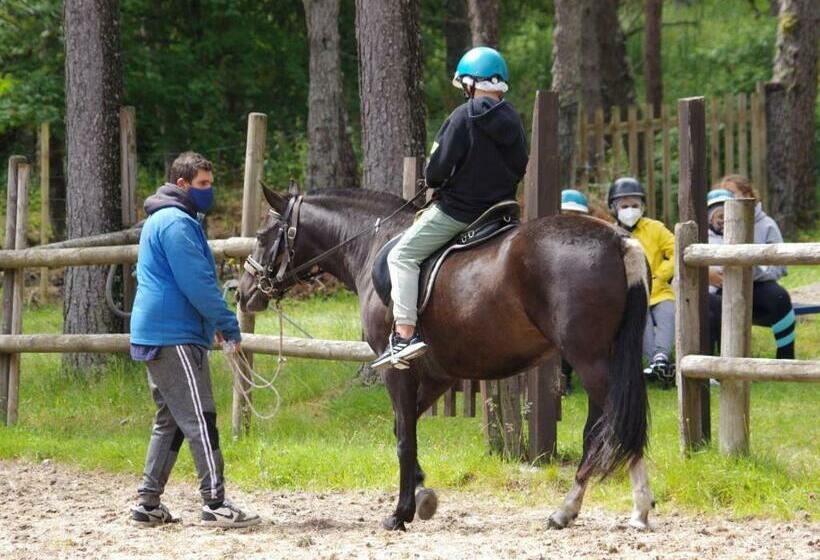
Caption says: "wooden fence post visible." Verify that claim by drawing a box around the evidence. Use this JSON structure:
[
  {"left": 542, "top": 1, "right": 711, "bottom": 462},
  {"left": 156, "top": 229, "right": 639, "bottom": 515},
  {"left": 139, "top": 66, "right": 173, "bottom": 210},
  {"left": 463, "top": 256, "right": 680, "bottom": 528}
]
[
  {"left": 39, "top": 124, "right": 50, "bottom": 302},
  {"left": 627, "top": 105, "right": 639, "bottom": 177},
  {"left": 719, "top": 199, "right": 754, "bottom": 455},
  {"left": 709, "top": 96, "right": 720, "bottom": 185},
  {"left": 0, "top": 156, "right": 26, "bottom": 424},
  {"left": 723, "top": 94, "right": 734, "bottom": 175},
  {"left": 233, "top": 112, "right": 267, "bottom": 438},
  {"left": 525, "top": 90, "right": 560, "bottom": 462},
  {"left": 611, "top": 108, "right": 622, "bottom": 178},
  {"left": 643, "top": 103, "right": 656, "bottom": 218},
  {"left": 7, "top": 163, "right": 30, "bottom": 425},
  {"left": 677, "top": 97, "right": 711, "bottom": 447},
  {"left": 675, "top": 221, "right": 704, "bottom": 451},
  {"left": 119, "top": 107, "right": 138, "bottom": 322},
  {"left": 737, "top": 93, "right": 748, "bottom": 178},
  {"left": 661, "top": 104, "right": 672, "bottom": 226},
  {"left": 753, "top": 82, "right": 768, "bottom": 209}
]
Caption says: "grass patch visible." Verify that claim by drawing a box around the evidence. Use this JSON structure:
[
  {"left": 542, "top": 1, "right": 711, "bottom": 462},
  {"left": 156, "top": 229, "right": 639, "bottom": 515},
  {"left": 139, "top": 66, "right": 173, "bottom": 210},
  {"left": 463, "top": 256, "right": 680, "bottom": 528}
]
[{"left": 0, "top": 271, "right": 817, "bottom": 521}]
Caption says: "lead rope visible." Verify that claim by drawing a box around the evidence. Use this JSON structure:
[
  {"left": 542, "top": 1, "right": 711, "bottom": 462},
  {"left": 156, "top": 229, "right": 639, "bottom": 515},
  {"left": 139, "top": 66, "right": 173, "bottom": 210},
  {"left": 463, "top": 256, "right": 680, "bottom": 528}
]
[{"left": 222, "top": 301, "right": 288, "bottom": 420}]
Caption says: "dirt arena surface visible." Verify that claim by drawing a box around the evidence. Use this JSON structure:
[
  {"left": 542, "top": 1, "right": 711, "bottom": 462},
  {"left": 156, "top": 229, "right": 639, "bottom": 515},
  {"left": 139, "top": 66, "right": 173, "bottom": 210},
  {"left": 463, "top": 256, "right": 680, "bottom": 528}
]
[{"left": 1, "top": 459, "right": 816, "bottom": 559}]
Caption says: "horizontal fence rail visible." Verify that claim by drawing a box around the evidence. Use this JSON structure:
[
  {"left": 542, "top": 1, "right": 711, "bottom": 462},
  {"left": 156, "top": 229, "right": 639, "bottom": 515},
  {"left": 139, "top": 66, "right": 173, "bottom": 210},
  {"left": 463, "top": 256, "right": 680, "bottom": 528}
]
[
  {"left": 684, "top": 242, "right": 820, "bottom": 266},
  {"left": 0, "top": 333, "right": 375, "bottom": 362},
  {"left": 0, "top": 237, "right": 256, "bottom": 269},
  {"left": 680, "top": 355, "right": 820, "bottom": 383}
]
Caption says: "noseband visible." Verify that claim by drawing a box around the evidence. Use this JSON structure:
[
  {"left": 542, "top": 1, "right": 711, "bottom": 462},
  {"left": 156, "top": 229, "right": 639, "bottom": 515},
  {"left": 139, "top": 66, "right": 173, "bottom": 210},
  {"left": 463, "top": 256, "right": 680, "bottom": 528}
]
[
  {"left": 243, "top": 195, "right": 306, "bottom": 300},
  {"left": 243, "top": 186, "right": 429, "bottom": 302}
]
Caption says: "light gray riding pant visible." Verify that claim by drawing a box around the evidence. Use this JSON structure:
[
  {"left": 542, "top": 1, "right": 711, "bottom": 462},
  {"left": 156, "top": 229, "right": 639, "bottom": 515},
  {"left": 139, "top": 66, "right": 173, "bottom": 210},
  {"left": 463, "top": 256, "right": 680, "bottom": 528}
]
[
  {"left": 387, "top": 204, "right": 468, "bottom": 326},
  {"left": 643, "top": 299, "right": 675, "bottom": 361}
]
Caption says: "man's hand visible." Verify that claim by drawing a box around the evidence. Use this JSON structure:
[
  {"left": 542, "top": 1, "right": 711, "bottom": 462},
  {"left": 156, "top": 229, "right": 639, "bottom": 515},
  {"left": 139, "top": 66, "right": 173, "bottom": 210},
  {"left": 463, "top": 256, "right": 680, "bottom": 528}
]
[{"left": 708, "top": 269, "right": 723, "bottom": 288}]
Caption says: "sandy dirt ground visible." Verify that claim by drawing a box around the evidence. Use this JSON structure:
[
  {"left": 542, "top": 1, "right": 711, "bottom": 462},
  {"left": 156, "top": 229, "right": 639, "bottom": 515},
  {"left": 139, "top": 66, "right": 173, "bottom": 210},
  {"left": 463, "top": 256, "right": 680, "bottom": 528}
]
[{"left": 0, "top": 459, "right": 817, "bottom": 559}]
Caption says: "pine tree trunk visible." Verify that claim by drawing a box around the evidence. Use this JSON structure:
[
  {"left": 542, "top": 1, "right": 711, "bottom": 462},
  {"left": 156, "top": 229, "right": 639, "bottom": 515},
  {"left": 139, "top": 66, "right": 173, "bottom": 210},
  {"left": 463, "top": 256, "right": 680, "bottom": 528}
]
[
  {"left": 466, "top": 0, "right": 498, "bottom": 47},
  {"left": 304, "top": 0, "right": 358, "bottom": 190},
  {"left": 771, "top": 0, "right": 818, "bottom": 229},
  {"left": 444, "top": 0, "right": 471, "bottom": 73},
  {"left": 356, "top": 0, "right": 426, "bottom": 195},
  {"left": 552, "top": 0, "right": 584, "bottom": 187},
  {"left": 597, "top": 0, "right": 637, "bottom": 119},
  {"left": 63, "top": 0, "right": 123, "bottom": 372},
  {"left": 645, "top": 0, "right": 664, "bottom": 117}
]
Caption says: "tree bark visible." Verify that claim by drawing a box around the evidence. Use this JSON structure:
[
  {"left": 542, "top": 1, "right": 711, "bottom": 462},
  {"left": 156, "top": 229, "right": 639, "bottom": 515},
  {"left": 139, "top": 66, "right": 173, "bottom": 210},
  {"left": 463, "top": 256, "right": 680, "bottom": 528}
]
[
  {"left": 304, "top": 0, "right": 359, "bottom": 191},
  {"left": 467, "top": 0, "right": 498, "bottom": 47},
  {"left": 597, "top": 0, "right": 637, "bottom": 119},
  {"left": 356, "top": 0, "right": 426, "bottom": 195},
  {"left": 63, "top": 0, "right": 123, "bottom": 371},
  {"left": 444, "top": 0, "right": 471, "bottom": 73},
  {"left": 771, "top": 0, "right": 818, "bottom": 229},
  {"left": 552, "top": 0, "right": 584, "bottom": 187},
  {"left": 645, "top": 0, "right": 664, "bottom": 117}
]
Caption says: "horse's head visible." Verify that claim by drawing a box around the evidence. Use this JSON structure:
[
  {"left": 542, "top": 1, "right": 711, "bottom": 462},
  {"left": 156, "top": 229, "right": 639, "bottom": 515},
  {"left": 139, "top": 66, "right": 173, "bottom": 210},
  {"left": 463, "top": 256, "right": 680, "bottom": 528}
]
[{"left": 237, "top": 184, "right": 305, "bottom": 313}]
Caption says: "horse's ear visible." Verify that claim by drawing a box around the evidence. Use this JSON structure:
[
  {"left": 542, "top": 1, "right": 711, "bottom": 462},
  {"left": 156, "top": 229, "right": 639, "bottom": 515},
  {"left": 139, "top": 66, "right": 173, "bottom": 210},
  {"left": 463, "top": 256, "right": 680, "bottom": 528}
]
[
  {"left": 262, "top": 183, "right": 285, "bottom": 213},
  {"left": 288, "top": 178, "right": 300, "bottom": 196}
]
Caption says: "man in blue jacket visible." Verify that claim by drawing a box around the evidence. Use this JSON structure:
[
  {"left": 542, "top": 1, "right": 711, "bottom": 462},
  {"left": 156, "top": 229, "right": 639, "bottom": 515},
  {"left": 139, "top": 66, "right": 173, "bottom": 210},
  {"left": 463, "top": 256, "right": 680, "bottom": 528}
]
[{"left": 130, "top": 152, "right": 259, "bottom": 528}]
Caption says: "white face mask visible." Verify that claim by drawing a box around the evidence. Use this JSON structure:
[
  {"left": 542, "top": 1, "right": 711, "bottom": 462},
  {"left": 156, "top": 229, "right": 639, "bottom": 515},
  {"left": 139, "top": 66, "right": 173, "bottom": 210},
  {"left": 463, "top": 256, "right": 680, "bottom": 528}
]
[{"left": 617, "top": 207, "right": 643, "bottom": 228}]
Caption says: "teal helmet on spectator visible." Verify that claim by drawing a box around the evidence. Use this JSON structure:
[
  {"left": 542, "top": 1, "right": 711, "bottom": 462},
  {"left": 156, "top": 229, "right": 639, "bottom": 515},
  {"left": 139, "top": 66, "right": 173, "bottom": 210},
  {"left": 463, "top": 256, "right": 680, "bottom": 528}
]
[
  {"left": 561, "top": 189, "right": 589, "bottom": 214},
  {"left": 453, "top": 47, "right": 510, "bottom": 94},
  {"left": 707, "top": 188, "right": 734, "bottom": 207}
]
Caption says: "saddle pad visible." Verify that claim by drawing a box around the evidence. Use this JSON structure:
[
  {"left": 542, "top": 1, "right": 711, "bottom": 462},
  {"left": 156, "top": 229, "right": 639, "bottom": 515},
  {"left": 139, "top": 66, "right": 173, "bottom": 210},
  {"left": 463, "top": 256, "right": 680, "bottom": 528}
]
[{"left": 372, "top": 217, "right": 518, "bottom": 314}]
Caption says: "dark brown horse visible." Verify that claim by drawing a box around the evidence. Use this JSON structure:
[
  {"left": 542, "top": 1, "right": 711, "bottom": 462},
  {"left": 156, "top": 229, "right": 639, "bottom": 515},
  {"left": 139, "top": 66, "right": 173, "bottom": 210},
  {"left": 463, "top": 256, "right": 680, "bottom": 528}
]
[{"left": 237, "top": 187, "right": 654, "bottom": 531}]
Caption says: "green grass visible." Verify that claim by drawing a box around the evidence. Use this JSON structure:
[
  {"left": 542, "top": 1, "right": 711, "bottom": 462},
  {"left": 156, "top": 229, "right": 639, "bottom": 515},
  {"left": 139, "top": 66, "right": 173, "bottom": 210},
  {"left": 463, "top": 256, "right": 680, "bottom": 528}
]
[{"left": 1, "top": 274, "right": 818, "bottom": 521}]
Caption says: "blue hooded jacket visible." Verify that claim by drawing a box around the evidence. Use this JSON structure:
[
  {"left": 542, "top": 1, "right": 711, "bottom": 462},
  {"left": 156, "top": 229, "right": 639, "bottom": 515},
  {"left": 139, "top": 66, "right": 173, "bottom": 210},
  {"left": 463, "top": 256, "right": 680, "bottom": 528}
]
[{"left": 130, "top": 184, "right": 241, "bottom": 348}]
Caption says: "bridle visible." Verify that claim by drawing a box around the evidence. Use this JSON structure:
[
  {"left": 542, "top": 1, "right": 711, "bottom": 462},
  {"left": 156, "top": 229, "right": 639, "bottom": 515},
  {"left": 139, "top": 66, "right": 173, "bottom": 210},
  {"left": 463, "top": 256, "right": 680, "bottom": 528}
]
[{"left": 243, "top": 186, "right": 428, "bottom": 302}]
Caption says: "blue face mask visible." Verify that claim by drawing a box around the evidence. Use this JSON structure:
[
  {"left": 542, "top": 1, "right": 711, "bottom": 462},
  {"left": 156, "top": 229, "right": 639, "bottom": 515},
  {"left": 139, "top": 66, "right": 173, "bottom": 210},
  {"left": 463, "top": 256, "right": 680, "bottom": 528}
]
[{"left": 189, "top": 185, "right": 214, "bottom": 213}]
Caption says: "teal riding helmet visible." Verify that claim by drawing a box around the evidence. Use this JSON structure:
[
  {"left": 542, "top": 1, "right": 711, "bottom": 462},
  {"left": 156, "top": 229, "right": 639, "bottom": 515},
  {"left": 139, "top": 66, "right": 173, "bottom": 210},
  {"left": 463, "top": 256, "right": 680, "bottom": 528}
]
[
  {"left": 453, "top": 46, "right": 509, "bottom": 89},
  {"left": 707, "top": 189, "right": 734, "bottom": 208},
  {"left": 561, "top": 189, "right": 590, "bottom": 214}
]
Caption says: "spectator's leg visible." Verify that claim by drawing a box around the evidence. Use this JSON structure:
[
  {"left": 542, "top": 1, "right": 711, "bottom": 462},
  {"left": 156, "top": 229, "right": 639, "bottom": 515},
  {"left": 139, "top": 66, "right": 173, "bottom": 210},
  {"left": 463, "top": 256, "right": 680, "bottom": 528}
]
[
  {"left": 752, "top": 281, "right": 796, "bottom": 359},
  {"left": 651, "top": 300, "right": 676, "bottom": 359},
  {"left": 708, "top": 292, "right": 723, "bottom": 355},
  {"left": 642, "top": 307, "right": 656, "bottom": 363}
]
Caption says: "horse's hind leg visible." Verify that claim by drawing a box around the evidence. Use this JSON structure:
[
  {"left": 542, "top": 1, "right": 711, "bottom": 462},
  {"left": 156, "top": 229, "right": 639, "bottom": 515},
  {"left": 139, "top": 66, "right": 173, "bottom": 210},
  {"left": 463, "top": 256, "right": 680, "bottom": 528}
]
[
  {"left": 628, "top": 456, "right": 654, "bottom": 529},
  {"left": 548, "top": 399, "right": 602, "bottom": 529}
]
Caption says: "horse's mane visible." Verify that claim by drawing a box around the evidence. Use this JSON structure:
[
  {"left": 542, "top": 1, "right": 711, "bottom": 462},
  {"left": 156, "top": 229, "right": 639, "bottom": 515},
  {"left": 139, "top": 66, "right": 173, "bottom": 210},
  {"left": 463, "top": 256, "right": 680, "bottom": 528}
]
[{"left": 304, "top": 188, "right": 408, "bottom": 213}]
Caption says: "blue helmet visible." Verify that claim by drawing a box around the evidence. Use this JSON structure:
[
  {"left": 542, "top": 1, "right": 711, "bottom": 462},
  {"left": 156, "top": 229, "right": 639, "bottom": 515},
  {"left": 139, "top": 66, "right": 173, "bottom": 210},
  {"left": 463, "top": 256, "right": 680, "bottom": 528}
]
[
  {"left": 561, "top": 189, "right": 589, "bottom": 214},
  {"left": 707, "top": 188, "right": 734, "bottom": 208},
  {"left": 453, "top": 47, "right": 509, "bottom": 90}
]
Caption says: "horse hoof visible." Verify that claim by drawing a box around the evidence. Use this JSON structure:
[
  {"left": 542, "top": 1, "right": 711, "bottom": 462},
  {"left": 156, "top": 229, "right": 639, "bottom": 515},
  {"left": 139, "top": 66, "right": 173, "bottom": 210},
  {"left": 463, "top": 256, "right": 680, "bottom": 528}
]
[
  {"left": 415, "top": 488, "right": 438, "bottom": 520},
  {"left": 548, "top": 511, "right": 570, "bottom": 530},
  {"left": 628, "top": 515, "right": 651, "bottom": 531},
  {"left": 381, "top": 515, "right": 407, "bottom": 532}
]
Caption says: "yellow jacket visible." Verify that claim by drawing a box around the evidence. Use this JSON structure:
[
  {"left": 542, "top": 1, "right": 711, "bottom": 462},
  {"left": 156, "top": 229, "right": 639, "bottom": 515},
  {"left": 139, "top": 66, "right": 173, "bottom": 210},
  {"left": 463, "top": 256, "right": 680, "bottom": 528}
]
[{"left": 631, "top": 217, "right": 675, "bottom": 306}]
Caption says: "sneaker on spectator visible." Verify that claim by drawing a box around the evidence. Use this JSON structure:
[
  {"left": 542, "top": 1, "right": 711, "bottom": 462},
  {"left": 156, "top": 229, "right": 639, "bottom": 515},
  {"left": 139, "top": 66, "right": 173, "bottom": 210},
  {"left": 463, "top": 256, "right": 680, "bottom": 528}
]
[{"left": 201, "top": 498, "right": 261, "bottom": 528}]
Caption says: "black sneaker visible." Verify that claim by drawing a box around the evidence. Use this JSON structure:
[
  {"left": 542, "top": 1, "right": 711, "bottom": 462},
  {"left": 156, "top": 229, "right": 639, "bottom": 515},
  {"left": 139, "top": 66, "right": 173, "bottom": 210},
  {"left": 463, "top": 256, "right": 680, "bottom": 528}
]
[
  {"left": 131, "top": 503, "right": 179, "bottom": 527},
  {"left": 371, "top": 331, "right": 428, "bottom": 370},
  {"left": 650, "top": 354, "right": 674, "bottom": 383},
  {"left": 201, "top": 498, "right": 261, "bottom": 528}
]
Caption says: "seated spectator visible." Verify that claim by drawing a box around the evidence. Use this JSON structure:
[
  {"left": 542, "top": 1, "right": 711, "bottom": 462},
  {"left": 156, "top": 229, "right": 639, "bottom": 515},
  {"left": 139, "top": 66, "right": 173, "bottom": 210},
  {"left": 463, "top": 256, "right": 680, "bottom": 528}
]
[
  {"left": 561, "top": 189, "right": 590, "bottom": 215},
  {"left": 706, "top": 177, "right": 795, "bottom": 359},
  {"left": 608, "top": 177, "right": 675, "bottom": 382}
]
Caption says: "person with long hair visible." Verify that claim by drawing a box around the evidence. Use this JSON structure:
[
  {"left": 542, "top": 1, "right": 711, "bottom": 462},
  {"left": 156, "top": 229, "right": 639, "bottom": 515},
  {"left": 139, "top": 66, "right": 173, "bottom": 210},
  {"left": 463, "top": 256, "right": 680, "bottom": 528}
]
[{"left": 706, "top": 176, "right": 796, "bottom": 359}]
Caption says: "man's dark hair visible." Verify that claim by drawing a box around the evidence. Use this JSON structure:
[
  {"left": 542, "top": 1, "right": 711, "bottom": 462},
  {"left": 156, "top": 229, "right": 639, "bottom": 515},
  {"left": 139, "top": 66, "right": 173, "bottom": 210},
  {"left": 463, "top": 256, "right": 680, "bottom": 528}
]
[{"left": 169, "top": 151, "right": 212, "bottom": 184}]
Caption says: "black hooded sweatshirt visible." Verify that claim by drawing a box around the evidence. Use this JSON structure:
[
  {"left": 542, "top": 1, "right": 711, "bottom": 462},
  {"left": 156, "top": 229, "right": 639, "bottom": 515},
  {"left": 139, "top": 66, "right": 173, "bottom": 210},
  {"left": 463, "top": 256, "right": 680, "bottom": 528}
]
[{"left": 425, "top": 96, "right": 529, "bottom": 224}]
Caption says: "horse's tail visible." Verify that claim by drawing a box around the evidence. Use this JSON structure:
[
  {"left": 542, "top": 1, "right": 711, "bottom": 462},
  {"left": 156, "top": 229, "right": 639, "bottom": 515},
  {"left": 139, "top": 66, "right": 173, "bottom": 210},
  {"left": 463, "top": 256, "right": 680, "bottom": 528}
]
[{"left": 589, "top": 237, "right": 650, "bottom": 478}]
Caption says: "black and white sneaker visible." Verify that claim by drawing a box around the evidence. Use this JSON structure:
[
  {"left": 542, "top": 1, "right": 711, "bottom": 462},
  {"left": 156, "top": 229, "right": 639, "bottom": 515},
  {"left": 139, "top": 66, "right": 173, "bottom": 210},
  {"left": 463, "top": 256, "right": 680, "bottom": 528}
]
[
  {"left": 371, "top": 331, "right": 428, "bottom": 370},
  {"left": 201, "top": 498, "right": 261, "bottom": 528},
  {"left": 131, "top": 503, "right": 179, "bottom": 527},
  {"left": 649, "top": 354, "right": 674, "bottom": 384}
]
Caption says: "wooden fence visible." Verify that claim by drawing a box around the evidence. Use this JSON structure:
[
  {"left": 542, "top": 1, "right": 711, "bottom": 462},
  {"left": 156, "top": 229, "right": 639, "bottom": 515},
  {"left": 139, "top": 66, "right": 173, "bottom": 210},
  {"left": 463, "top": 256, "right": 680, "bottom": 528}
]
[
  {"left": 573, "top": 86, "right": 768, "bottom": 226},
  {"left": 675, "top": 199, "right": 820, "bottom": 456}
]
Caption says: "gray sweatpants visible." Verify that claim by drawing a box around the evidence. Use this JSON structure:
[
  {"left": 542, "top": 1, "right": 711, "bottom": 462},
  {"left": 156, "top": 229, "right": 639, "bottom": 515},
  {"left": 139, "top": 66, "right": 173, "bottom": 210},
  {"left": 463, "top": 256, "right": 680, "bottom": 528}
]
[
  {"left": 643, "top": 300, "right": 675, "bottom": 361},
  {"left": 138, "top": 344, "right": 224, "bottom": 507},
  {"left": 387, "top": 204, "right": 468, "bottom": 326}
]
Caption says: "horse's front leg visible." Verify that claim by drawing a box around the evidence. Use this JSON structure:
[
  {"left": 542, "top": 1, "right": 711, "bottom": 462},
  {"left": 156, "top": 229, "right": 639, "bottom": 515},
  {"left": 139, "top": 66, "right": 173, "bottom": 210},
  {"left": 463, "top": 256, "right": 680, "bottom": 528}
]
[{"left": 383, "top": 368, "right": 420, "bottom": 531}]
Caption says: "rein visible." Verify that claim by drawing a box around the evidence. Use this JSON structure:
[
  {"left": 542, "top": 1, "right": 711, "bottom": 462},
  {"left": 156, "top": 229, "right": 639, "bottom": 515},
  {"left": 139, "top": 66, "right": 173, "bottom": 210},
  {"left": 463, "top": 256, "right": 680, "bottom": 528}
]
[{"left": 244, "top": 185, "right": 428, "bottom": 300}]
